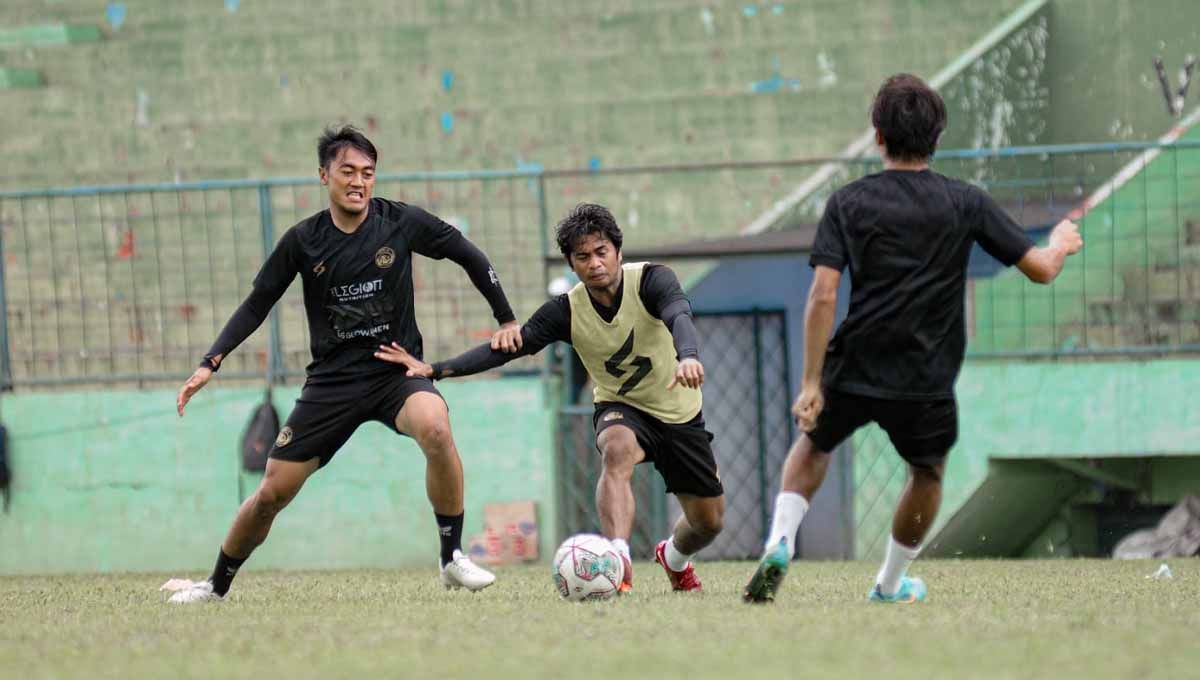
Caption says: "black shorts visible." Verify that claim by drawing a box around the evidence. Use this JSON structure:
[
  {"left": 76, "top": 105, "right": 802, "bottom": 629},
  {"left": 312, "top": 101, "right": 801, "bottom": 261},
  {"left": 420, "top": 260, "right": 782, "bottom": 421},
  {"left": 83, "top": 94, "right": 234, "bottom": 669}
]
[
  {"left": 592, "top": 402, "right": 724, "bottom": 498},
  {"left": 269, "top": 369, "right": 442, "bottom": 468},
  {"left": 807, "top": 389, "right": 957, "bottom": 469}
]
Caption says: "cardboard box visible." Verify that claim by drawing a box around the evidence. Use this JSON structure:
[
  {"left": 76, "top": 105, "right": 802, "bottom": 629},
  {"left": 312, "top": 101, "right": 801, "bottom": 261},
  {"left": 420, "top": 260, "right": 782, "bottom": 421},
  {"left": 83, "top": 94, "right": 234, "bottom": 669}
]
[{"left": 466, "top": 500, "right": 539, "bottom": 565}]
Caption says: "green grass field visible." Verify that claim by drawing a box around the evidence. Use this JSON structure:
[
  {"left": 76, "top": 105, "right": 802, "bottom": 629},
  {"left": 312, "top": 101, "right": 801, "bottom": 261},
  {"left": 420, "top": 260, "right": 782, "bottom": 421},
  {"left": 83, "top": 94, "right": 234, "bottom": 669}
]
[{"left": 2, "top": 559, "right": 1197, "bottom": 680}]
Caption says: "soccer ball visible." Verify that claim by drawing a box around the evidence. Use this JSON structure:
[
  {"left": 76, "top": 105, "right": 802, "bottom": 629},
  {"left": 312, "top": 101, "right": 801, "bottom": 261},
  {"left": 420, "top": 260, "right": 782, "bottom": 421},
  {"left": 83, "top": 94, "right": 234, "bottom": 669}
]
[{"left": 552, "top": 533, "right": 624, "bottom": 602}]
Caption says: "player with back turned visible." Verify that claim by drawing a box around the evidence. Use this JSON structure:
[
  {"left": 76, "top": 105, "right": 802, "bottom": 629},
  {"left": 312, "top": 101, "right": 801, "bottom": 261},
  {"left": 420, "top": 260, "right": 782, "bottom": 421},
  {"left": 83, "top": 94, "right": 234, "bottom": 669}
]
[
  {"left": 169, "top": 125, "right": 524, "bottom": 602},
  {"left": 376, "top": 204, "right": 725, "bottom": 593},
  {"left": 744, "top": 74, "right": 1084, "bottom": 604}
]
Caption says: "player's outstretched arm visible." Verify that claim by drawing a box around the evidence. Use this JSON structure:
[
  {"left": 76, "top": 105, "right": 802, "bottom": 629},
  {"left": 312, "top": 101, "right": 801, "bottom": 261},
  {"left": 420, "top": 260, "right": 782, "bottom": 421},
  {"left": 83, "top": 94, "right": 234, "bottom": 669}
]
[
  {"left": 176, "top": 365, "right": 213, "bottom": 416},
  {"left": 376, "top": 326, "right": 539, "bottom": 379},
  {"left": 377, "top": 295, "right": 571, "bottom": 379},
  {"left": 177, "top": 229, "right": 299, "bottom": 416},
  {"left": 794, "top": 265, "right": 842, "bottom": 431},
  {"left": 1017, "top": 219, "right": 1083, "bottom": 284},
  {"left": 374, "top": 343, "right": 436, "bottom": 378},
  {"left": 409, "top": 207, "right": 522, "bottom": 353}
]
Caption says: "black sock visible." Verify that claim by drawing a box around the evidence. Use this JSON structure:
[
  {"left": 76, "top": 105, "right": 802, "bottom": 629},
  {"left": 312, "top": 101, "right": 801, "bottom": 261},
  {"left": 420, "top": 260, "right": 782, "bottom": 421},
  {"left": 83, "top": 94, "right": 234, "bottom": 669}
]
[
  {"left": 208, "top": 548, "right": 248, "bottom": 596},
  {"left": 435, "top": 512, "right": 464, "bottom": 567}
]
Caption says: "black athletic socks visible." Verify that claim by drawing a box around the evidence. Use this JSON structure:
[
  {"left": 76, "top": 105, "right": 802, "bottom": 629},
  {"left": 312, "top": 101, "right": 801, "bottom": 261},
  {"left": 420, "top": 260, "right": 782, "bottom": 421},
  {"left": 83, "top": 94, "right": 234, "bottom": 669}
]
[
  {"left": 209, "top": 548, "right": 248, "bottom": 596},
  {"left": 435, "top": 512, "right": 465, "bottom": 567}
]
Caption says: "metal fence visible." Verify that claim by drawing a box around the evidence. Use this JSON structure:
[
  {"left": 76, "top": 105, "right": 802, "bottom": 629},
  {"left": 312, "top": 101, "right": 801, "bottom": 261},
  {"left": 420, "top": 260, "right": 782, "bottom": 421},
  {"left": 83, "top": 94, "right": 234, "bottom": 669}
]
[
  {"left": 803, "top": 141, "right": 1200, "bottom": 357},
  {"left": 0, "top": 171, "right": 548, "bottom": 388},
  {"left": 2, "top": 140, "right": 1199, "bottom": 389},
  {"left": 555, "top": 309, "right": 791, "bottom": 560}
]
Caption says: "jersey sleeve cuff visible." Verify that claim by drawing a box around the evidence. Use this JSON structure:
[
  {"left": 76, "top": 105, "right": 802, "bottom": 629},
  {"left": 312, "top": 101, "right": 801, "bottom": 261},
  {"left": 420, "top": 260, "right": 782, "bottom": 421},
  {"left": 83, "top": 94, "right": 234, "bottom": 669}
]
[
  {"left": 1002, "top": 242, "right": 1035, "bottom": 267},
  {"left": 809, "top": 254, "right": 845, "bottom": 270}
]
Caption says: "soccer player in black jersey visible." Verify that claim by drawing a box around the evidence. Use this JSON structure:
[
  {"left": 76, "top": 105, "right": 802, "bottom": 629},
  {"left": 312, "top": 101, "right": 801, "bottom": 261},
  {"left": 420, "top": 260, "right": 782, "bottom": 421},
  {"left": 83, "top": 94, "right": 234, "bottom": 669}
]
[
  {"left": 744, "top": 74, "right": 1083, "bottom": 604},
  {"left": 169, "top": 126, "right": 521, "bottom": 602},
  {"left": 375, "top": 204, "right": 723, "bottom": 593}
]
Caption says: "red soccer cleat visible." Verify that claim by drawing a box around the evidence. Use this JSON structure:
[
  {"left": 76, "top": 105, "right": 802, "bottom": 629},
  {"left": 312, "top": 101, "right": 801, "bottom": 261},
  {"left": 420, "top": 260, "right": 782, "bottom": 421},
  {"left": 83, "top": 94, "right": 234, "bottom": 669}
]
[
  {"left": 654, "top": 540, "right": 703, "bottom": 592},
  {"left": 619, "top": 552, "right": 633, "bottom": 594}
]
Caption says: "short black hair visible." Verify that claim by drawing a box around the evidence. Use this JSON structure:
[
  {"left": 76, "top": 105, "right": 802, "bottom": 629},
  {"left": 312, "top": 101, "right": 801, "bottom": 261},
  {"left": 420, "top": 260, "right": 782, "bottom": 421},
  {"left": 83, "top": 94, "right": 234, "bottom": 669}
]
[
  {"left": 556, "top": 203, "right": 623, "bottom": 258},
  {"left": 317, "top": 125, "right": 378, "bottom": 169},
  {"left": 870, "top": 74, "right": 947, "bottom": 162}
]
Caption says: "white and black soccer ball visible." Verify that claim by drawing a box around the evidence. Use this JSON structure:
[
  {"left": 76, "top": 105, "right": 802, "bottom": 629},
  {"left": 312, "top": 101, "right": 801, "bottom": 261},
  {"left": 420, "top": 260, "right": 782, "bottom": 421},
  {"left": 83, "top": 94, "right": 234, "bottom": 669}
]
[{"left": 552, "top": 533, "right": 624, "bottom": 602}]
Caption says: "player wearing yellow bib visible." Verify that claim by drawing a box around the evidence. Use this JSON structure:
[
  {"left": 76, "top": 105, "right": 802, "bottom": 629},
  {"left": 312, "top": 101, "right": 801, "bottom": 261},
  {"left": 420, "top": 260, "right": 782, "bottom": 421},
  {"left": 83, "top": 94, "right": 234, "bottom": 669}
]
[{"left": 374, "top": 204, "right": 724, "bottom": 593}]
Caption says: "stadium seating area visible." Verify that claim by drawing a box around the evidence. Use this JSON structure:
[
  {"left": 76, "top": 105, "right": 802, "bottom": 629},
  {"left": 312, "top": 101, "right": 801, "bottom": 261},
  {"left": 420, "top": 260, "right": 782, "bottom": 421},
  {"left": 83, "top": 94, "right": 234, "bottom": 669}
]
[
  {"left": 1, "top": 1, "right": 1016, "bottom": 188},
  {"left": 0, "top": 0, "right": 1194, "bottom": 382},
  {"left": 0, "top": 0, "right": 1023, "bottom": 383}
]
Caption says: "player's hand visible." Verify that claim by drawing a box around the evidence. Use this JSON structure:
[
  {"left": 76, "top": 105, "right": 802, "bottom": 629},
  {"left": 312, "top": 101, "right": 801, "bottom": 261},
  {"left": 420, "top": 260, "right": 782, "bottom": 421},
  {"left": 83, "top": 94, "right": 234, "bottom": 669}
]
[
  {"left": 375, "top": 342, "right": 435, "bottom": 378},
  {"left": 176, "top": 367, "right": 213, "bottom": 416},
  {"left": 667, "top": 358, "right": 705, "bottom": 390},
  {"left": 1050, "top": 219, "right": 1083, "bottom": 255},
  {"left": 792, "top": 381, "right": 824, "bottom": 432},
  {"left": 491, "top": 321, "right": 523, "bottom": 354}
]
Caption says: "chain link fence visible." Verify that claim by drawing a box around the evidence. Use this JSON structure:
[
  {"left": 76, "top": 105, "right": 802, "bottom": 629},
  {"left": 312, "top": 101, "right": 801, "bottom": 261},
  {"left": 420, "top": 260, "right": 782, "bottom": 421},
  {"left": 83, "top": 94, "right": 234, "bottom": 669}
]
[
  {"left": 555, "top": 309, "right": 791, "bottom": 560},
  {"left": 3, "top": 142, "right": 1200, "bottom": 389},
  {"left": 0, "top": 171, "right": 548, "bottom": 388},
  {"left": 769, "top": 140, "right": 1200, "bottom": 357}
]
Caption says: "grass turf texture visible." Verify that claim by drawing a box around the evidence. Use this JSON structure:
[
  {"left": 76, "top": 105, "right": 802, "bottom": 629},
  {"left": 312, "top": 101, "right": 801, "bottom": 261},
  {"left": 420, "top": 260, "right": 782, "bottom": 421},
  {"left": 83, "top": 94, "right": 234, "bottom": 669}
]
[{"left": 2, "top": 559, "right": 1196, "bottom": 680}]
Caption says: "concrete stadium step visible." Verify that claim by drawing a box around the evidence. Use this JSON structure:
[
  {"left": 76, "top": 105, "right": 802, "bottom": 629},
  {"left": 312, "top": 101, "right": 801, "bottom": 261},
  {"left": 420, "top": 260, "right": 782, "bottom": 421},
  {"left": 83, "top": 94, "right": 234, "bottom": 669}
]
[
  {"left": 0, "top": 67, "right": 41, "bottom": 88},
  {"left": 0, "top": 0, "right": 1011, "bottom": 192},
  {"left": 0, "top": 22, "right": 100, "bottom": 49}
]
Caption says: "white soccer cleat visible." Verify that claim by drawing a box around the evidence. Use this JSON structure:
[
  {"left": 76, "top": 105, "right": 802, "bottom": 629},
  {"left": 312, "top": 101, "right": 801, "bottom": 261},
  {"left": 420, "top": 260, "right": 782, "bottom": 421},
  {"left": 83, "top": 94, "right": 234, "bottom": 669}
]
[
  {"left": 168, "top": 580, "right": 225, "bottom": 604},
  {"left": 439, "top": 550, "right": 496, "bottom": 592}
]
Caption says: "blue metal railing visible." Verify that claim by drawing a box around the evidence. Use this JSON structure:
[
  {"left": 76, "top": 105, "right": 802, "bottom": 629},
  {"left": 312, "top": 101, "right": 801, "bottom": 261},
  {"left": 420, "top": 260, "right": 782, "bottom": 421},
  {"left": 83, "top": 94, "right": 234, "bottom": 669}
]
[{"left": 2, "top": 140, "right": 1198, "bottom": 389}]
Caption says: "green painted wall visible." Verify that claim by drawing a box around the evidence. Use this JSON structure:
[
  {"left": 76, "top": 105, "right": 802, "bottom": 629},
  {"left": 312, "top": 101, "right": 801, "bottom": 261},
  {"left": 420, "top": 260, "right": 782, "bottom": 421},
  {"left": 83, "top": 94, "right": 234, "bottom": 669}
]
[
  {"left": 0, "top": 376, "right": 556, "bottom": 575},
  {"left": 1046, "top": 0, "right": 1200, "bottom": 145},
  {"left": 970, "top": 121, "right": 1200, "bottom": 355},
  {"left": 853, "top": 357, "right": 1200, "bottom": 559}
]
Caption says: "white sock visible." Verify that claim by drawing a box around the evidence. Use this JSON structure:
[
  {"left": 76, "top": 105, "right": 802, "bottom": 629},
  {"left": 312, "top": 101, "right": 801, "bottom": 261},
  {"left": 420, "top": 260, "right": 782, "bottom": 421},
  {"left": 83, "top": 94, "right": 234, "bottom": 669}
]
[
  {"left": 876, "top": 538, "right": 921, "bottom": 596},
  {"left": 663, "top": 536, "right": 692, "bottom": 571},
  {"left": 611, "top": 538, "right": 631, "bottom": 562},
  {"left": 764, "top": 492, "right": 808, "bottom": 559}
]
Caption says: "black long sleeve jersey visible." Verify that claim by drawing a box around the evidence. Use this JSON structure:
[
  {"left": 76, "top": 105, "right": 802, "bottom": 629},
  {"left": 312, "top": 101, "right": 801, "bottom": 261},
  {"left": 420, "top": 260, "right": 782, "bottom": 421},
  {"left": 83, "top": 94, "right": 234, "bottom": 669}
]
[
  {"left": 431, "top": 264, "right": 699, "bottom": 379},
  {"left": 203, "top": 198, "right": 515, "bottom": 380}
]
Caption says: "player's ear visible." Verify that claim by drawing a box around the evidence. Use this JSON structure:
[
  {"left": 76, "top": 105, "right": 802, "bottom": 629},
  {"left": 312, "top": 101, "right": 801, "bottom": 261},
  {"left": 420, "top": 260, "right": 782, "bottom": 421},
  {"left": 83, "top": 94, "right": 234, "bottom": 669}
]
[{"left": 318, "top": 166, "right": 328, "bottom": 185}]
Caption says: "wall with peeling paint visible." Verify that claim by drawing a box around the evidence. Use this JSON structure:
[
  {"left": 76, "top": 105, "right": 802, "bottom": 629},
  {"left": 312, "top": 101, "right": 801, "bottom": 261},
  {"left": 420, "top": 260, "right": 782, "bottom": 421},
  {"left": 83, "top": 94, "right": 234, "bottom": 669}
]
[
  {"left": 1046, "top": 0, "right": 1200, "bottom": 144},
  {"left": 852, "top": 357, "right": 1200, "bottom": 560},
  {"left": 0, "top": 376, "right": 556, "bottom": 575}
]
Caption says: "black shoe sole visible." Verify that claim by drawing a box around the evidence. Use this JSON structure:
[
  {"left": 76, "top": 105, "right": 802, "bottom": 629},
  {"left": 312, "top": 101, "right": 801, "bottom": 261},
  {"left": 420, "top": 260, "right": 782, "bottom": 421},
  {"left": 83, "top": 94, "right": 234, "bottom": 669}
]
[{"left": 742, "top": 563, "right": 784, "bottom": 604}]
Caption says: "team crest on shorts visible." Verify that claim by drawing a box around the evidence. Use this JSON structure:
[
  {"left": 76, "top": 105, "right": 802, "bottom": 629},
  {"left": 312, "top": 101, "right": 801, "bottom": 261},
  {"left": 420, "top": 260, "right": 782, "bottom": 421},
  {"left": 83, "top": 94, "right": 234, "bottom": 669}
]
[
  {"left": 374, "top": 246, "right": 396, "bottom": 269},
  {"left": 275, "top": 426, "right": 293, "bottom": 447},
  {"left": 603, "top": 411, "right": 624, "bottom": 422}
]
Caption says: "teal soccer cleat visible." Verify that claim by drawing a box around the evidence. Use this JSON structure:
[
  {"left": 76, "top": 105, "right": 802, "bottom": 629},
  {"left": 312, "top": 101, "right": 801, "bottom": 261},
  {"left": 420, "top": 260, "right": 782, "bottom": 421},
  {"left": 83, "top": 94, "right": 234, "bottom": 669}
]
[
  {"left": 868, "top": 575, "right": 927, "bottom": 603},
  {"left": 743, "top": 538, "right": 790, "bottom": 604}
]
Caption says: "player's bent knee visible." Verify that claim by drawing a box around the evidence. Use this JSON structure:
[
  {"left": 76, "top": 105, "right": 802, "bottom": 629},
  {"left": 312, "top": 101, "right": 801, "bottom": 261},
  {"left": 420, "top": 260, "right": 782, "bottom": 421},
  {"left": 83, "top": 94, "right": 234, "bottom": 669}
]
[
  {"left": 691, "top": 503, "right": 724, "bottom": 537},
  {"left": 412, "top": 417, "right": 454, "bottom": 452},
  {"left": 597, "top": 431, "right": 640, "bottom": 473},
  {"left": 254, "top": 483, "right": 295, "bottom": 516},
  {"left": 696, "top": 513, "right": 723, "bottom": 538}
]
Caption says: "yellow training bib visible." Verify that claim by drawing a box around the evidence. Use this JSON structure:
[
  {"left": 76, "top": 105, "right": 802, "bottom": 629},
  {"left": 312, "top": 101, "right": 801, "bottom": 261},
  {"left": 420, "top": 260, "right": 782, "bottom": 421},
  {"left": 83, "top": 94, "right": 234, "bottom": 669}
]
[{"left": 568, "top": 262, "right": 702, "bottom": 424}]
